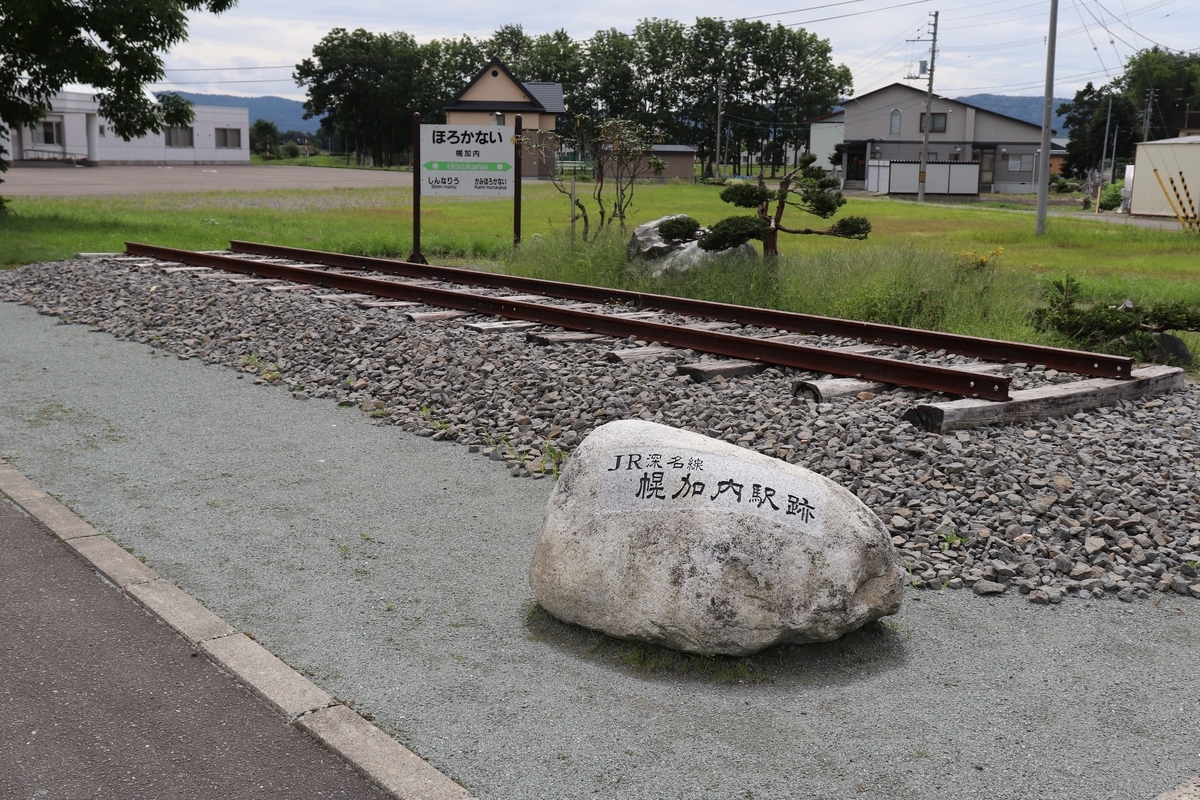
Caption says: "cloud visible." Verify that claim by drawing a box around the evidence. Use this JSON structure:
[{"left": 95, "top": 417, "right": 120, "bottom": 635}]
[{"left": 151, "top": 0, "right": 1198, "bottom": 101}]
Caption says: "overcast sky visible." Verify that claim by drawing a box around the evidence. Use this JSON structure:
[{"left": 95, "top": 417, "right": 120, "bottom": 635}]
[{"left": 149, "top": 0, "right": 1200, "bottom": 102}]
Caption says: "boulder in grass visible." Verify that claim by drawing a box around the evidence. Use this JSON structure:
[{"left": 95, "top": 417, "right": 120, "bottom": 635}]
[
  {"left": 626, "top": 215, "right": 693, "bottom": 261},
  {"left": 529, "top": 420, "right": 905, "bottom": 656},
  {"left": 627, "top": 215, "right": 756, "bottom": 279}
]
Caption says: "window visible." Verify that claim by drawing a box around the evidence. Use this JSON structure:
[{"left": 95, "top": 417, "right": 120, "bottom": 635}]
[
  {"left": 927, "top": 152, "right": 938, "bottom": 161},
  {"left": 919, "top": 112, "right": 947, "bottom": 133},
  {"left": 494, "top": 113, "right": 505, "bottom": 126},
  {"left": 33, "top": 120, "right": 63, "bottom": 145},
  {"left": 164, "top": 126, "right": 194, "bottom": 147},
  {"left": 98, "top": 124, "right": 106, "bottom": 137},
  {"left": 889, "top": 109, "right": 902, "bottom": 135},
  {"left": 1008, "top": 153, "right": 1034, "bottom": 171},
  {"left": 215, "top": 128, "right": 241, "bottom": 148}
]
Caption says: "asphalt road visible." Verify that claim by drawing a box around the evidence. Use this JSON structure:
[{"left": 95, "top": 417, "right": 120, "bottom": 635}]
[
  {"left": 1, "top": 299, "right": 1198, "bottom": 800},
  {"left": 0, "top": 494, "right": 390, "bottom": 799},
  {"left": 1, "top": 164, "right": 412, "bottom": 196}
]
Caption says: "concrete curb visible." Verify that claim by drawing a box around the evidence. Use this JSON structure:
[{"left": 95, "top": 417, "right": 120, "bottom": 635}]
[{"left": 0, "top": 459, "right": 476, "bottom": 800}]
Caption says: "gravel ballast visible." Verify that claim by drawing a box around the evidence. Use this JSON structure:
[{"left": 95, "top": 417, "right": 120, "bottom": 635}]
[
  {"left": 2, "top": 259, "right": 1199, "bottom": 799},
  {"left": 4, "top": 257, "right": 1199, "bottom": 606}
]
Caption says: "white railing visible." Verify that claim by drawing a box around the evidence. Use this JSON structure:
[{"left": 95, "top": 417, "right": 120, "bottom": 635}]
[{"left": 21, "top": 147, "right": 90, "bottom": 162}]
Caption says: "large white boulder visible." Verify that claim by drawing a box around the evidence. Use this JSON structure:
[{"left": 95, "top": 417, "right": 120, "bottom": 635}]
[
  {"left": 653, "top": 240, "right": 757, "bottom": 279},
  {"left": 529, "top": 420, "right": 905, "bottom": 655},
  {"left": 626, "top": 216, "right": 758, "bottom": 279},
  {"left": 626, "top": 214, "right": 692, "bottom": 261}
]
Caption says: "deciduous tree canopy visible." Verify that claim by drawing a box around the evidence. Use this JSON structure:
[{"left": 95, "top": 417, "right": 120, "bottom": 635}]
[
  {"left": 293, "top": 18, "right": 852, "bottom": 171},
  {"left": 0, "top": 0, "right": 237, "bottom": 191},
  {"left": 1057, "top": 48, "right": 1200, "bottom": 178}
]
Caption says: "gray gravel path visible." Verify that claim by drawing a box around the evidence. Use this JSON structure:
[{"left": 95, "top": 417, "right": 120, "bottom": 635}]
[{"left": 2, "top": 300, "right": 1199, "bottom": 800}]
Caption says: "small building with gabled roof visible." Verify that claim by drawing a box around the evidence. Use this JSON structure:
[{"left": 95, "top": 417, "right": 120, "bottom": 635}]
[{"left": 445, "top": 59, "right": 564, "bottom": 177}]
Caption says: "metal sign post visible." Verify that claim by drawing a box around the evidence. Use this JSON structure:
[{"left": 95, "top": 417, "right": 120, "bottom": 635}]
[
  {"left": 514, "top": 114, "right": 522, "bottom": 248},
  {"left": 410, "top": 112, "right": 426, "bottom": 264},
  {"left": 415, "top": 120, "right": 518, "bottom": 254}
]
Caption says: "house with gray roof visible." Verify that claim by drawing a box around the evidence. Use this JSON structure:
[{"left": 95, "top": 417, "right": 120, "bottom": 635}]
[
  {"left": 839, "top": 83, "right": 1049, "bottom": 194},
  {"left": 444, "top": 59, "right": 564, "bottom": 178}
]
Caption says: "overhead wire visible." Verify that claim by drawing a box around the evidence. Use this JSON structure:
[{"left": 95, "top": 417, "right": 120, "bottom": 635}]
[
  {"left": 164, "top": 65, "right": 294, "bottom": 72},
  {"left": 1071, "top": 0, "right": 1114, "bottom": 75}
]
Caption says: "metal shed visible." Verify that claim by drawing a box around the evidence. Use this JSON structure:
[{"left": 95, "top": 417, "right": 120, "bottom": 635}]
[{"left": 1129, "top": 135, "right": 1200, "bottom": 219}]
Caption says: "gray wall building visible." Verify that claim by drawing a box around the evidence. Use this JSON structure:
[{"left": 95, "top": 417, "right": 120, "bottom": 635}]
[{"left": 840, "top": 83, "right": 1048, "bottom": 194}]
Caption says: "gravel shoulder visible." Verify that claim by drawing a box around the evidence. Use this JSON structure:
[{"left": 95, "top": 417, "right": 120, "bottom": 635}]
[{"left": 1, "top": 273, "right": 1199, "bottom": 799}]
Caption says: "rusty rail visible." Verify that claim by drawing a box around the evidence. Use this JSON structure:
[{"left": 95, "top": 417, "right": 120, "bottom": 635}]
[
  {"left": 226, "top": 239, "right": 1133, "bottom": 379},
  {"left": 126, "top": 242, "right": 1013, "bottom": 400}
]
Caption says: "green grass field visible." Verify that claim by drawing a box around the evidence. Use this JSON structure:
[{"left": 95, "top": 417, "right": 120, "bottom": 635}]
[
  {"left": 2, "top": 179, "right": 1197, "bottom": 349},
  {"left": 249, "top": 153, "right": 413, "bottom": 170}
]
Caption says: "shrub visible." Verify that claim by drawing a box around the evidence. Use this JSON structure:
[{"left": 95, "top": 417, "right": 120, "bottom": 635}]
[
  {"left": 282, "top": 141, "right": 301, "bottom": 159},
  {"left": 698, "top": 215, "right": 769, "bottom": 251},
  {"left": 657, "top": 215, "right": 702, "bottom": 243},
  {"left": 1031, "top": 273, "right": 1200, "bottom": 361},
  {"left": 1099, "top": 180, "right": 1123, "bottom": 211}
]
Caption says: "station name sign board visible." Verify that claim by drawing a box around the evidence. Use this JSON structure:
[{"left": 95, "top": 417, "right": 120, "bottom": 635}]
[{"left": 419, "top": 125, "right": 515, "bottom": 198}]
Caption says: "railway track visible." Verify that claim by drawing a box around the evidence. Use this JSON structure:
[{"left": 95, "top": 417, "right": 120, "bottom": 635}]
[{"left": 122, "top": 241, "right": 1182, "bottom": 428}]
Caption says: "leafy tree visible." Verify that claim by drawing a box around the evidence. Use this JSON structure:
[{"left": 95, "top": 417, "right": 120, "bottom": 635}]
[
  {"left": 631, "top": 19, "right": 688, "bottom": 138},
  {"left": 483, "top": 24, "right": 533, "bottom": 77},
  {"left": 1058, "top": 49, "right": 1200, "bottom": 180},
  {"left": 700, "top": 153, "right": 870, "bottom": 256},
  {"left": 1111, "top": 48, "right": 1200, "bottom": 142},
  {"left": 294, "top": 28, "right": 427, "bottom": 167},
  {"left": 525, "top": 29, "right": 587, "bottom": 125},
  {"left": 530, "top": 117, "right": 664, "bottom": 241},
  {"left": 753, "top": 25, "right": 851, "bottom": 175},
  {"left": 249, "top": 119, "right": 280, "bottom": 155},
  {"left": 585, "top": 29, "right": 639, "bottom": 119},
  {"left": 1056, "top": 83, "right": 1137, "bottom": 178},
  {"left": 681, "top": 17, "right": 734, "bottom": 170},
  {"left": 424, "top": 35, "right": 486, "bottom": 116},
  {"left": 0, "top": 0, "right": 236, "bottom": 204}
]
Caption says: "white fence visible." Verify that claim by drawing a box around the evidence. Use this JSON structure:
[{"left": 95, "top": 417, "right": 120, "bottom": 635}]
[{"left": 872, "top": 160, "right": 980, "bottom": 195}]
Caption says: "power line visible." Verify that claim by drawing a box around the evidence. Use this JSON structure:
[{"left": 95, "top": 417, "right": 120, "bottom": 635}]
[
  {"left": 780, "top": 0, "right": 935, "bottom": 27},
  {"left": 1071, "top": 0, "right": 1114, "bottom": 76},
  {"left": 149, "top": 79, "right": 298, "bottom": 85},
  {"left": 164, "top": 65, "right": 294, "bottom": 72},
  {"left": 948, "top": 67, "right": 1112, "bottom": 93},
  {"left": 740, "top": 0, "right": 874, "bottom": 21}
]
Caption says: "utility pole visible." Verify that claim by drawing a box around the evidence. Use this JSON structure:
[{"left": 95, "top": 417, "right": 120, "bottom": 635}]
[
  {"left": 715, "top": 77, "right": 724, "bottom": 179},
  {"left": 1142, "top": 88, "right": 1156, "bottom": 140},
  {"left": 916, "top": 10, "right": 938, "bottom": 203},
  {"left": 1095, "top": 95, "right": 1113, "bottom": 213},
  {"left": 1035, "top": 0, "right": 1058, "bottom": 236}
]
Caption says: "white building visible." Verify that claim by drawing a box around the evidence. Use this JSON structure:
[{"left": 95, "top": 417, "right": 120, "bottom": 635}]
[
  {"left": 2, "top": 90, "right": 249, "bottom": 166},
  {"left": 1129, "top": 135, "right": 1200, "bottom": 220},
  {"left": 805, "top": 108, "right": 844, "bottom": 173}
]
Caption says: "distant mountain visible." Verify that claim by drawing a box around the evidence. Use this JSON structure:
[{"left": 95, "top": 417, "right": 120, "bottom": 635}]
[
  {"left": 955, "top": 94, "right": 1072, "bottom": 135},
  {"left": 158, "top": 92, "right": 316, "bottom": 134}
]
